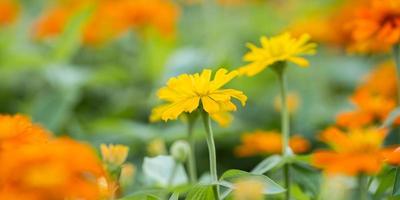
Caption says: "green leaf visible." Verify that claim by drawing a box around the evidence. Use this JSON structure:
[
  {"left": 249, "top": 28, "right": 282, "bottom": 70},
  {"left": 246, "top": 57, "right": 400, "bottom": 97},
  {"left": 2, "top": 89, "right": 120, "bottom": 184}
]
[
  {"left": 30, "top": 89, "right": 79, "bottom": 133},
  {"left": 169, "top": 192, "right": 179, "bottom": 200},
  {"left": 118, "top": 189, "right": 164, "bottom": 200},
  {"left": 143, "top": 155, "right": 188, "bottom": 188},
  {"left": 220, "top": 169, "right": 285, "bottom": 195},
  {"left": 251, "top": 155, "right": 283, "bottom": 175},
  {"left": 382, "top": 107, "right": 400, "bottom": 129},
  {"left": 373, "top": 167, "right": 395, "bottom": 199},
  {"left": 185, "top": 184, "right": 218, "bottom": 200},
  {"left": 291, "top": 163, "right": 321, "bottom": 198},
  {"left": 292, "top": 184, "right": 311, "bottom": 200},
  {"left": 393, "top": 167, "right": 400, "bottom": 196}
]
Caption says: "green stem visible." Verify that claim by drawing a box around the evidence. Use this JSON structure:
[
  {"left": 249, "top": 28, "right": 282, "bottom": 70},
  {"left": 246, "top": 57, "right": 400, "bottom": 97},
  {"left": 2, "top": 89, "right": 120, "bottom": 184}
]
[
  {"left": 393, "top": 45, "right": 400, "bottom": 104},
  {"left": 393, "top": 167, "right": 400, "bottom": 196},
  {"left": 187, "top": 117, "right": 198, "bottom": 184},
  {"left": 358, "top": 174, "right": 368, "bottom": 200},
  {"left": 274, "top": 63, "right": 291, "bottom": 200},
  {"left": 201, "top": 111, "right": 220, "bottom": 199}
]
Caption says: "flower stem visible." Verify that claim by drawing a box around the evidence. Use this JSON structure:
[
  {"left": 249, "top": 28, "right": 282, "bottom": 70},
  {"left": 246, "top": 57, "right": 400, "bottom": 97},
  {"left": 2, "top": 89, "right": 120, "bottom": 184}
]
[
  {"left": 358, "top": 174, "right": 368, "bottom": 200},
  {"left": 187, "top": 116, "right": 198, "bottom": 184},
  {"left": 201, "top": 111, "right": 220, "bottom": 199},
  {"left": 274, "top": 63, "right": 291, "bottom": 200},
  {"left": 392, "top": 44, "right": 400, "bottom": 104}
]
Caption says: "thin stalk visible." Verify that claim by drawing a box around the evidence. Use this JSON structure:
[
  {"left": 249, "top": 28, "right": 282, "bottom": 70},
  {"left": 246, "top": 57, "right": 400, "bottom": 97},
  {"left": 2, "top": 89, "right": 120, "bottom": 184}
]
[
  {"left": 274, "top": 63, "right": 291, "bottom": 200},
  {"left": 201, "top": 111, "right": 220, "bottom": 199},
  {"left": 393, "top": 167, "right": 400, "bottom": 196},
  {"left": 358, "top": 174, "right": 368, "bottom": 200},
  {"left": 187, "top": 117, "right": 198, "bottom": 183}
]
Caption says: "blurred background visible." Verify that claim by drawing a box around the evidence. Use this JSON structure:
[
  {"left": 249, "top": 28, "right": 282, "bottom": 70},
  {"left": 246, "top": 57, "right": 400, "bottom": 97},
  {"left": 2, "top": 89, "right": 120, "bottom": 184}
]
[{"left": 0, "top": 0, "right": 384, "bottom": 194}]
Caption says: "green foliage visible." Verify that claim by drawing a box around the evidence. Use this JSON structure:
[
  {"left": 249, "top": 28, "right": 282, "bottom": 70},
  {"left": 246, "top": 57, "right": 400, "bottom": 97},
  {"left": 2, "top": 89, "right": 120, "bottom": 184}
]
[
  {"left": 220, "top": 169, "right": 285, "bottom": 195},
  {"left": 185, "top": 184, "right": 218, "bottom": 200},
  {"left": 251, "top": 155, "right": 283, "bottom": 175}
]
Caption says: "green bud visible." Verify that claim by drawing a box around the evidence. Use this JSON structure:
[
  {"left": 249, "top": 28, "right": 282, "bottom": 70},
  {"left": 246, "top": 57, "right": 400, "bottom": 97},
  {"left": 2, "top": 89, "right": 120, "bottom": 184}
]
[{"left": 170, "top": 140, "right": 190, "bottom": 163}]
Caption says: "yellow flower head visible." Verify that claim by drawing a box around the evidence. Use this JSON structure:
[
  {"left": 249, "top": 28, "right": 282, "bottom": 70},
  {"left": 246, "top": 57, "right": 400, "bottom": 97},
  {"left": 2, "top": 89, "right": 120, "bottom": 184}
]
[
  {"left": 239, "top": 32, "right": 317, "bottom": 76},
  {"left": 100, "top": 144, "right": 129, "bottom": 166},
  {"left": 233, "top": 178, "right": 265, "bottom": 200},
  {"left": 151, "top": 68, "right": 247, "bottom": 121},
  {"left": 147, "top": 138, "right": 167, "bottom": 156}
]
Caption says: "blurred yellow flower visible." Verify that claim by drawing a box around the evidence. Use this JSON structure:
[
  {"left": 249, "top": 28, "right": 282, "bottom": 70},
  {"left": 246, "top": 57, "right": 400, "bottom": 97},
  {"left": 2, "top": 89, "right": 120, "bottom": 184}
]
[
  {"left": 239, "top": 32, "right": 317, "bottom": 76},
  {"left": 152, "top": 68, "right": 247, "bottom": 121},
  {"left": 274, "top": 92, "right": 300, "bottom": 114},
  {"left": 100, "top": 144, "right": 129, "bottom": 166},
  {"left": 233, "top": 178, "right": 264, "bottom": 200},
  {"left": 147, "top": 138, "right": 167, "bottom": 156}
]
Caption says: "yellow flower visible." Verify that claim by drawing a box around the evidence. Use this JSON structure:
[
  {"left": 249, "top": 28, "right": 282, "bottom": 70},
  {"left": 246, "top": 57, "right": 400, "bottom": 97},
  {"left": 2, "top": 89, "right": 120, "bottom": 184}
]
[
  {"left": 233, "top": 178, "right": 265, "bottom": 200},
  {"left": 100, "top": 144, "right": 129, "bottom": 166},
  {"left": 147, "top": 138, "right": 167, "bottom": 156},
  {"left": 239, "top": 32, "right": 317, "bottom": 76},
  {"left": 152, "top": 68, "right": 247, "bottom": 121},
  {"left": 151, "top": 105, "right": 233, "bottom": 127}
]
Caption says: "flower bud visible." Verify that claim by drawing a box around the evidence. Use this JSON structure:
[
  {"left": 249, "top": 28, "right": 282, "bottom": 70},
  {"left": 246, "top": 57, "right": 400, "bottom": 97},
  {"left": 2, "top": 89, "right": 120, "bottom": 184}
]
[
  {"left": 170, "top": 140, "right": 190, "bottom": 163},
  {"left": 100, "top": 144, "right": 129, "bottom": 166}
]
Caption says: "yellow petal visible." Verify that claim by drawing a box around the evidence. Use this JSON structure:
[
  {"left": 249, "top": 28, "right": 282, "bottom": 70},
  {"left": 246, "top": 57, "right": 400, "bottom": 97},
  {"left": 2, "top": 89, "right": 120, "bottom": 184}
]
[
  {"left": 201, "top": 96, "right": 220, "bottom": 113},
  {"left": 287, "top": 56, "right": 309, "bottom": 67}
]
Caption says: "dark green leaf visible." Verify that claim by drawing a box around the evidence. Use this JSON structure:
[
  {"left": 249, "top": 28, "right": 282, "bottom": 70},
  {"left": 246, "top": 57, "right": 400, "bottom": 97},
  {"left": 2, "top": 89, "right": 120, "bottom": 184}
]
[
  {"left": 185, "top": 184, "right": 218, "bottom": 200},
  {"left": 291, "top": 163, "right": 321, "bottom": 198}
]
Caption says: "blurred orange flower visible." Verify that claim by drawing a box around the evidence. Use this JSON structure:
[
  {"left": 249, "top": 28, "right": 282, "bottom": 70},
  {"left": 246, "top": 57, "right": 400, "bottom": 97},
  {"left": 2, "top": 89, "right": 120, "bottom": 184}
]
[
  {"left": 346, "top": 0, "right": 400, "bottom": 53},
  {"left": 0, "top": 138, "right": 109, "bottom": 200},
  {"left": 383, "top": 146, "right": 400, "bottom": 165},
  {"left": 312, "top": 127, "right": 387, "bottom": 176},
  {"left": 336, "top": 110, "right": 374, "bottom": 128},
  {"left": 235, "top": 130, "right": 310, "bottom": 157},
  {"left": 288, "top": 1, "right": 363, "bottom": 49},
  {"left": 34, "top": 0, "right": 179, "bottom": 45},
  {"left": 0, "top": 114, "right": 49, "bottom": 151},
  {"left": 0, "top": 0, "right": 19, "bottom": 26},
  {"left": 336, "top": 62, "right": 399, "bottom": 128}
]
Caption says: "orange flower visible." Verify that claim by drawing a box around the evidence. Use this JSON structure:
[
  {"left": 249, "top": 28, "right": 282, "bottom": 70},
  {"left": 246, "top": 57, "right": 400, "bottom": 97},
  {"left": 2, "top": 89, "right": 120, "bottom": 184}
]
[
  {"left": 34, "top": 0, "right": 179, "bottom": 45},
  {"left": 336, "top": 61, "right": 399, "bottom": 128},
  {"left": 0, "top": 0, "right": 19, "bottom": 26},
  {"left": 336, "top": 110, "right": 374, "bottom": 128},
  {"left": 383, "top": 147, "right": 400, "bottom": 165},
  {"left": 0, "top": 138, "right": 109, "bottom": 200},
  {"left": 0, "top": 114, "right": 49, "bottom": 151},
  {"left": 235, "top": 130, "right": 310, "bottom": 157},
  {"left": 346, "top": 0, "right": 400, "bottom": 53},
  {"left": 312, "top": 127, "right": 387, "bottom": 176}
]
